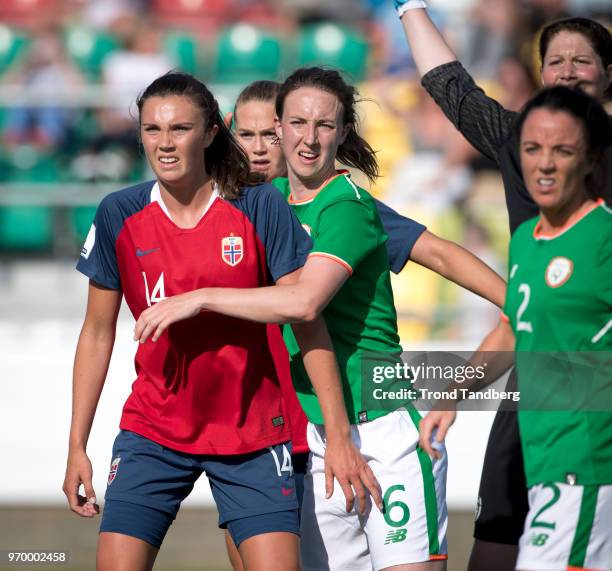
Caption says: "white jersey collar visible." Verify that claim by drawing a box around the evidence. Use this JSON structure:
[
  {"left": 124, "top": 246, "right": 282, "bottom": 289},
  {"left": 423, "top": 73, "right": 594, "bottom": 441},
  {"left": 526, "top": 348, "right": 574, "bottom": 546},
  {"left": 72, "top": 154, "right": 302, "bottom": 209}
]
[{"left": 150, "top": 181, "right": 218, "bottom": 223}]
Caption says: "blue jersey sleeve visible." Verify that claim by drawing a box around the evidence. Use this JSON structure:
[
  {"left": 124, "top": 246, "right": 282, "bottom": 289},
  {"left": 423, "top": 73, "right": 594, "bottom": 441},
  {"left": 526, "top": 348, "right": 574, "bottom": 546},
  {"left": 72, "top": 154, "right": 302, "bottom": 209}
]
[
  {"left": 76, "top": 195, "right": 122, "bottom": 289},
  {"left": 375, "top": 199, "right": 426, "bottom": 274},
  {"left": 237, "top": 184, "right": 312, "bottom": 282},
  {"left": 75, "top": 182, "right": 152, "bottom": 289}
]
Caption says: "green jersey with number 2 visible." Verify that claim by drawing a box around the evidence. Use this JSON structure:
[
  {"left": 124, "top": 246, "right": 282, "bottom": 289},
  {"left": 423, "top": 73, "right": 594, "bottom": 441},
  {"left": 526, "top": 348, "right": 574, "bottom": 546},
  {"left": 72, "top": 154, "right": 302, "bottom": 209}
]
[{"left": 503, "top": 201, "right": 612, "bottom": 486}]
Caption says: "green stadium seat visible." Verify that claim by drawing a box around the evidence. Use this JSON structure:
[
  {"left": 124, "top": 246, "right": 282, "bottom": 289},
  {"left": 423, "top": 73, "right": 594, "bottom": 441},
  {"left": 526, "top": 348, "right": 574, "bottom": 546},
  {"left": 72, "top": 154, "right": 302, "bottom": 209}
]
[
  {"left": 71, "top": 205, "right": 96, "bottom": 243},
  {"left": 0, "top": 205, "right": 53, "bottom": 250},
  {"left": 0, "top": 107, "right": 7, "bottom": 134},
  {"left": 297, "top": 23, "right": 369, "bottom": 82},
  {"left": 214, "top": 24, "right": 282, "bottom": 83},
  {"left": 0, "top": 148, "right": 59, "bottom": 251},
  {"left": 8, "top": 147, "right": 60, "bottom": 183},
  {"left": 164, "top": 32, "right": 198, "bottom": 75},
  {"left": 64, "top": 26, "right": 119, "bottom": 80},
  {"left": 0, "top": 24, "right": 29, "bottom": 75}
]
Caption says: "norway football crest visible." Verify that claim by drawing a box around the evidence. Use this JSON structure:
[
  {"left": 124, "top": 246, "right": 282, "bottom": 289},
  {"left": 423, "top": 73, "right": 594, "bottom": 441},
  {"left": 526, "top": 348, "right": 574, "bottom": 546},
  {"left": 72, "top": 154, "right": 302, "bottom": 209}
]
[
  {"left": 108, "top": 456, "right": 121, "bottom": 486},
  {"left": 546, "top": 257, "right": 573, "bottom": 288},
  {"left": 222, "top": 236, "right": 244, "bottom": 266}
]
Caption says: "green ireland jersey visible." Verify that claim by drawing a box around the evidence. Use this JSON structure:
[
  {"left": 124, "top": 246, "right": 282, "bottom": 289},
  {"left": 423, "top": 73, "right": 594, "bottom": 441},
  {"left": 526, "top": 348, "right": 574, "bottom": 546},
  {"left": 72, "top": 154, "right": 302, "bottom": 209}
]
[
  {"left": 503, "top": 201, "right": 612, "bottom": 486},
  {"left": 272, "top": 172, "right": 403, "bottom": 424}
]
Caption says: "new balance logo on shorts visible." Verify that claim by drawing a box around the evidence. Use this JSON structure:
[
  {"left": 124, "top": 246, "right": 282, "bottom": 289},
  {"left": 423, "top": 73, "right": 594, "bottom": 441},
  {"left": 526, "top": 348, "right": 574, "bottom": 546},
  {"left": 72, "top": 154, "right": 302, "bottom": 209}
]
[
  {"left": 384, "top": 529, "right": 407, "bottom": 544},
  {"left": 529, "top": 533, "right": 550, "bottom": 547}
]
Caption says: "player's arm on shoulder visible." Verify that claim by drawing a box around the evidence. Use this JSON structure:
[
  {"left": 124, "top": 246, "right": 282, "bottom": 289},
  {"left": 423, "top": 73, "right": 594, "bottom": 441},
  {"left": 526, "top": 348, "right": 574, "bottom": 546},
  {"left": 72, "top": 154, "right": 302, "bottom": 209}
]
[
  {"left": 276, "top": 256, "right": 350, "bottom": 321},
  {"left": 63, "top": 281, "right": 121, "bottom": 517},
  {"left": 263, "top": 197, "right": 374, "bottom": 322},
  {"left": 133, "top": 256, "right": 348, "bottom": 343},
  {"left": 410, "top": 230, "right": 506, "bottom": 308},
  {"left": 134, "top": 255, "right": 350, "bottom": 347}
]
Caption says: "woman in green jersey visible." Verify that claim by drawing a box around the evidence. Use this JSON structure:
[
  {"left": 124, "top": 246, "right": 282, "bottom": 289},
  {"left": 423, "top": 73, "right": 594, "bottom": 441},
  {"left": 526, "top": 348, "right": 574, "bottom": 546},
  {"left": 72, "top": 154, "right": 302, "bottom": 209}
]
[
  {"left": 421, "top": 86, "right": 612, "bottom": 571},
  {"left": 217, "top": 75, "right": 511, "bottom": 571}
]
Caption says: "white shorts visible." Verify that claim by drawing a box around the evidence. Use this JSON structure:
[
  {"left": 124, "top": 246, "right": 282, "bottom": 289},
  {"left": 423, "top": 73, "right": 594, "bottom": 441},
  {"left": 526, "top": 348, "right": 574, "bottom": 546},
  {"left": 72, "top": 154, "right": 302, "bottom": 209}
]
[
  {"left": 300, "top": 407, "right": 448, "bottom": 571},
  {"left": 517, "top": 483, "right": 612, "bottom": 571}
]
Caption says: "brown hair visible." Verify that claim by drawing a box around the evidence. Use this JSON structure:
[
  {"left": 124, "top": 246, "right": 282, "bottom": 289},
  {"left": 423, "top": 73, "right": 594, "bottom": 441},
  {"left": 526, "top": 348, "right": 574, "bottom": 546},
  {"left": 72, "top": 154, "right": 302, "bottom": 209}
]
[
  {"left": 539, "top": 17, "right": 612, "bottom": 100},
  {"left": 136, "top": 71, "right": 251, "bottom": 198},
  {"left": 516, "top": 86, "right": 611, "bottom": 200},
  {"left": 276, "top": 67, "right": 379, "bottom": 183}
]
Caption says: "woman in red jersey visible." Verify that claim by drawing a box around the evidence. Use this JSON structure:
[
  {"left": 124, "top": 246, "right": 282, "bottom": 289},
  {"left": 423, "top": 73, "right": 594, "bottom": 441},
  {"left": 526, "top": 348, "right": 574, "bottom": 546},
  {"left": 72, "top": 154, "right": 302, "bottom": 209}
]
[{"left": 62, "top": 72, "right": 379, "bottom": 571}]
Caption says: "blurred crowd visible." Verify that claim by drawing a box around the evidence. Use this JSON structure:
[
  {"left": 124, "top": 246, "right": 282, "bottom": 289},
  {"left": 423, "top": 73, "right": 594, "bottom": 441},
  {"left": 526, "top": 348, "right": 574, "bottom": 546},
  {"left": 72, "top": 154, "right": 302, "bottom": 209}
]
[{"left": 0, "top": 0, "right": 609, "bottom": 339}]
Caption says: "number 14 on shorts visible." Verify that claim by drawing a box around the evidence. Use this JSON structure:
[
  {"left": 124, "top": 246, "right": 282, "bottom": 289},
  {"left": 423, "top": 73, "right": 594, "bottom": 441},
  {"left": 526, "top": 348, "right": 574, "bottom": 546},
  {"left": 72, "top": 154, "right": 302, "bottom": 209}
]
[
  {"left": 383, "top": 484, "right": 410, "bottom": 545},
  {"left": 268, "top": 445, "right": 293, "bottom": 477}
]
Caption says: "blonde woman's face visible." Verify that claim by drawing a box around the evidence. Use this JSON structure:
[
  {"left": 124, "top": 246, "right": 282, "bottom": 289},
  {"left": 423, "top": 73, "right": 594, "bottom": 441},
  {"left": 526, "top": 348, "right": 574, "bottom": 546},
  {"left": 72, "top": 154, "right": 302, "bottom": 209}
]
[{"left": 234, "top": 100, "right": 286, "bottom": 182}]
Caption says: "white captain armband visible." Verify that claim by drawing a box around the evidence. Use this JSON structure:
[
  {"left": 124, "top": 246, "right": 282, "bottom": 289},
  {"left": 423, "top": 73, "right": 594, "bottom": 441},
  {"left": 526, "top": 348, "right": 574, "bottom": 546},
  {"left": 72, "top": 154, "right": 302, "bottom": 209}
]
[{"left": 394, "top": 0, "right": 428, "bottom": 18}]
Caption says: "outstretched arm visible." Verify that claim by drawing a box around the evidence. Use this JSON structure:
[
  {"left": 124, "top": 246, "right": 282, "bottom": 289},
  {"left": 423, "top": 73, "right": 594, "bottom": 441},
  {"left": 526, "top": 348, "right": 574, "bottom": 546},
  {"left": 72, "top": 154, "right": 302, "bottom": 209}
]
[
  {"left": 394, "top": 1, "right": 517, "bottom": 162},
  {"left": 63, "top": 282, "right": 121, "bottom": 517},
  {"left": 410, "top": 230, "right": 506, "bottom": 308},
  {"left": 133, "top": 255, "right": 350, "bottom": 342},
  {"left": 395, "top": 2, "right": 456, "bottom": 76}
]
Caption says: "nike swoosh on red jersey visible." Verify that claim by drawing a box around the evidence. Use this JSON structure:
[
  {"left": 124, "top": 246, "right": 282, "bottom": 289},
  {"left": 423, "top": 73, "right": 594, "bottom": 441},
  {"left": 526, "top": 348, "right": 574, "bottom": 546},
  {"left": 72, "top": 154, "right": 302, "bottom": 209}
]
[{"left": 136, "top": 247, "right": 160, "bottom": 257}]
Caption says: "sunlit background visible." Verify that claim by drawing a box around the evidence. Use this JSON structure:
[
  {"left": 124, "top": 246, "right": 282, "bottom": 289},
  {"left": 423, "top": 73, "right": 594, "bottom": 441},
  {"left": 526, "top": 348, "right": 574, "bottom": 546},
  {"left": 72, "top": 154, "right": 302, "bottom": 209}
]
[{"left": 0, "top": 0, "right": 609, "bottom": 569}]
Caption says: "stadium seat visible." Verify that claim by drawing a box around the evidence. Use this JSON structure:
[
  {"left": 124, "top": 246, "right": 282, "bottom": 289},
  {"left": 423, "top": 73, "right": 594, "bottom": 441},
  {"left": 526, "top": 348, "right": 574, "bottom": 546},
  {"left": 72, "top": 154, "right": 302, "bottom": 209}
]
[
  {"left": 164, "top": 32, "right": 199, "bottom": 75},
  {"left": 0, "top": 25, "right": 30, "bottom": 75},
  {"left": 8, "top": 147, "right": 60, "bottom": 183},
  {"left": 71, "top": 206, "right": 97, "bottom": 243},
  {"left": 214, "top": 24, "right": 282, "bottom": 83},
  {"left": 0, "top": 0, "right": 58, "bottom": 28},
  {"left": 152, "top": 0, "right": 229, "bottom": 33},
  {"left": 64, "top": 26, "right": 119, "bottom": 80},
  {"left": 0, "top": 205, "right": 53, "bottom": 251},
  {"left": 297, "top": 23, "right": 369, "bottom": 82},
  {"left": 0, "top": 147, "right": 58, "bottom": 251}
]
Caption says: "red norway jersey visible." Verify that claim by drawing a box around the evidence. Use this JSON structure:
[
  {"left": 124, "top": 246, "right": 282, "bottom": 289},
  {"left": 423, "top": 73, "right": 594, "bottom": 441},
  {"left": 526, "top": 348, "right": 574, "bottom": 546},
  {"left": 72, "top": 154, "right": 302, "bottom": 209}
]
[
  {"left": 77, "top": 180, "right": 311, "bottom": 454},
  {"left": 267, "top": 325, "right": 309, "bottom": 454}
]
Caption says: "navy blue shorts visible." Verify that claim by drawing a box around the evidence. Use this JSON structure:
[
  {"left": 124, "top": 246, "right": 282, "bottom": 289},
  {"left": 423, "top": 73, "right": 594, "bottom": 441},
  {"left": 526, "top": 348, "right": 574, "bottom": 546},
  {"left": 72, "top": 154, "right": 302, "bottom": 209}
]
[{"left": 100, "top": 430, "right": 299, "bottom": 548}]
